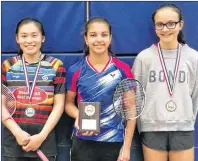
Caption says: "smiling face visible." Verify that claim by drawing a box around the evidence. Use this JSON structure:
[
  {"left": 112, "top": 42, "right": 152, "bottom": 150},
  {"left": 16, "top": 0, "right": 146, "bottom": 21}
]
[
  {"left": 84, "top": 22, "right": 112, "bottom": 56},
  {"left": 154, "top": 7, "right": 183, "bottom": 46},
  {"left": 16, "top": 22, "right": 45, "bottom": 57}
]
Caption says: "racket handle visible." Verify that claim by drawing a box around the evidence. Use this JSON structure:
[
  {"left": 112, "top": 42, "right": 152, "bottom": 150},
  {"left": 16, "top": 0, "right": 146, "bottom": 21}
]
[{"left": 37, "top": 149, "right": 49, "bottom": 161}]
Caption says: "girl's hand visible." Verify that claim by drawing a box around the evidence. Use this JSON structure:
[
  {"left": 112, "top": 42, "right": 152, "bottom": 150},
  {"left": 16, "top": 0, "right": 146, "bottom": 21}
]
[
  {"left": 22, "top": 133, "right": 46, "bottom": 152},
  {"left": 74, "top": 113, "right": 80, "bottom": 130},
  {"left": 14, "top": 129, "right": 30, "bottom": 146},
  {"left": 117, "top": 146, "right": 130, "bottom": 161}
]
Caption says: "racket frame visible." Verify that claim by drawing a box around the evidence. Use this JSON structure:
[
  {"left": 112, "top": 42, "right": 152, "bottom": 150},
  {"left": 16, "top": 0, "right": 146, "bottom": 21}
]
[{"left": 113, "top": 78, "right": 146, "bottom": 120}]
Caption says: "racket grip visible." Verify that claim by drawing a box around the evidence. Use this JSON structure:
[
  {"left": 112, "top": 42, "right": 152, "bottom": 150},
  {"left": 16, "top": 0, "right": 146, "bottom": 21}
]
[{"left": 37, "top": 149, "right": 49, "bottom": 161}]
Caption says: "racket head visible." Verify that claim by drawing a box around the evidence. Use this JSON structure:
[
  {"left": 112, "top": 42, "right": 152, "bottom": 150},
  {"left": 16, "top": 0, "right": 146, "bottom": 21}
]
[
  {"left": 113, "top": 78, "right": 145, "bottom": 120},
  {"left": 1, "top": 84, "right": 17, "bottom": 120}
]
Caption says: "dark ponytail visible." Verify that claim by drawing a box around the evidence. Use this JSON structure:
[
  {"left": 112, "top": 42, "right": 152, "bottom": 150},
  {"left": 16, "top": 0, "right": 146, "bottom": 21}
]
[
  {"left": 178, "top": 30, "right": 186, "bottom": 44},
  {"left": 84, "top": 44, "right": 89, "bottom": 57},
  {"left": 18, "top": 49, "right": 23, "bottom": 56},
  {"left": 152, "top": 3, "right": 186, "bottom": 44}
]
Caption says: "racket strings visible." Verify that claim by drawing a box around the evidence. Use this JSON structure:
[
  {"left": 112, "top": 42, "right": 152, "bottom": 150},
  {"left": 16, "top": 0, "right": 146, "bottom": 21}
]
[
  {"left": 113, "top": 80, "right": 145, "bottom": 120},
  {"left": 2, "top": 85, "right": 16, "bottom": 117}
]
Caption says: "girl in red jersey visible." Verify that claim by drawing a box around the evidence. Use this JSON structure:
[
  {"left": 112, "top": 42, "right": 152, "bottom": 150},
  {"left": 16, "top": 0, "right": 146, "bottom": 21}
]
[{"left": 2, "top": 18, "right": 66, "bottom": 161}]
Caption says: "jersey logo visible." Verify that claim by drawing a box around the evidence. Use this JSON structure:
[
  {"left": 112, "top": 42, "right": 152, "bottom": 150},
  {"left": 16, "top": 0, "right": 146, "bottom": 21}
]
[
  {"left": 98, "top": 70, "right": 121, "bottom": 85},
  {"left": 110, "top": 73, "right": 116, "bottom": 77},
  {"left": 42, "top": 74, "right": 55, "bottom": 81},
  {"left": 42, "top": 75, "right": 48, "bottom": 81}
]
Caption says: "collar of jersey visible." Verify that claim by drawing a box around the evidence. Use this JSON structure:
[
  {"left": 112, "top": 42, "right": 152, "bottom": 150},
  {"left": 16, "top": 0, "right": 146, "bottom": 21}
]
[{"left": 86, "top": 56, "right": 112, "bottom": 73}]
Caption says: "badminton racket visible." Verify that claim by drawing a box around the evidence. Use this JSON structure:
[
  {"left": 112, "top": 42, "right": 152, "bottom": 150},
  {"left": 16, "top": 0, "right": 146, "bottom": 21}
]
[{"left": 113, "top": 78, "right": 145, "bottom": 160}]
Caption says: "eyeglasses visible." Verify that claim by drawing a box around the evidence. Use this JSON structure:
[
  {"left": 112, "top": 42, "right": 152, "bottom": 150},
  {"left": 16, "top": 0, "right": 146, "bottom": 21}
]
[{"left": 154, "top": 21, "right": 181, "bottom": 30}]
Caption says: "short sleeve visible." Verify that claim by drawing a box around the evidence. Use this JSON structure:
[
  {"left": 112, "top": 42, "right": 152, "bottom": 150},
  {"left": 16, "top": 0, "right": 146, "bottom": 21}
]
[
  {"left": 53, "top": 60, "right": 66, "bottom": 94},
  {"left": 66, "top": 66, "right": 80, "bottom": 92},
  {"left": 1, "top": 59, "right": 11, "bottom": 86}
]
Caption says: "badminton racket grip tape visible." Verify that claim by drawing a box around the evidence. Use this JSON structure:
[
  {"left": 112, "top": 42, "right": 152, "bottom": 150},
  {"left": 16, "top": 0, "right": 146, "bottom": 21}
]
[{"left": 37, "top": 149, "right": 49, "bottom": 161}]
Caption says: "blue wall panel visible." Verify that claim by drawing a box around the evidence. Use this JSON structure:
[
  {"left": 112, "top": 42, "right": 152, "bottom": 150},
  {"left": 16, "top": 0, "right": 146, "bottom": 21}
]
[
  {"left": 1, "top": 2, "right": 85, "bottom": 52},
  {"left": 91, "top": 2, "right": 198, "bottom": 54}
]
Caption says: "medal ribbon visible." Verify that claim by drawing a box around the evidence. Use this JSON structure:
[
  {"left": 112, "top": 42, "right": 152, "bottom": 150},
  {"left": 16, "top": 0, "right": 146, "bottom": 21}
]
[
  {"left": 157, "top": 43, "right": 182, "bottom": 96},
  {"left": 22, "top": 54, "right": 42, "bottom": 101}
]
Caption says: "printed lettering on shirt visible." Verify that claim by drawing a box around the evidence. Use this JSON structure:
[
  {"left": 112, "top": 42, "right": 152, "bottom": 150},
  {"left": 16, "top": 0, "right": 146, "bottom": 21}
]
[{"left": 149, "top": 70, "right": 188, "bottom": 83}]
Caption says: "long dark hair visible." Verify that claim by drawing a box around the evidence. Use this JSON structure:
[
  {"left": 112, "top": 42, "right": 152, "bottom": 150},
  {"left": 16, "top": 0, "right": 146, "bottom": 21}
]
[
  {"left": 152, "top": 4, "right": 186, "bottom": 44},
  {"left": 15, "top": 17, "right": 45, "bottom": 55},
  {"left": 83, "top": 17, "right": 115, "bottom": 56}
]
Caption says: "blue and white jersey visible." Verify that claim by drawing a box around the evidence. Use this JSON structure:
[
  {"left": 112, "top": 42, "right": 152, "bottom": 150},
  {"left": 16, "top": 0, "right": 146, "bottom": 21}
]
[{"left": 67, "top": 56, "right": 134, "bottom": 142}]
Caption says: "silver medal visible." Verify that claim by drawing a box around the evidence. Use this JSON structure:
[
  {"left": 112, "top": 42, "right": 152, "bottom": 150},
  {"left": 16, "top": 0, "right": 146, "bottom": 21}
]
[
  {"left": 25, "top": 105, "right": 35, "bottom": 117},
  {"left": 165, "top": 100, "right": 177, "bottom": 112}
]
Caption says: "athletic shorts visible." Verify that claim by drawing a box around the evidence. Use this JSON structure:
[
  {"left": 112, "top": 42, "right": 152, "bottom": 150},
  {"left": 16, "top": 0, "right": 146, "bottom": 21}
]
[
  {"left": 141, "top": 131, "right": 194, "bottom": 151},
  {"left": 71, "top": 135, "right": 122, "bottom": 161}
]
